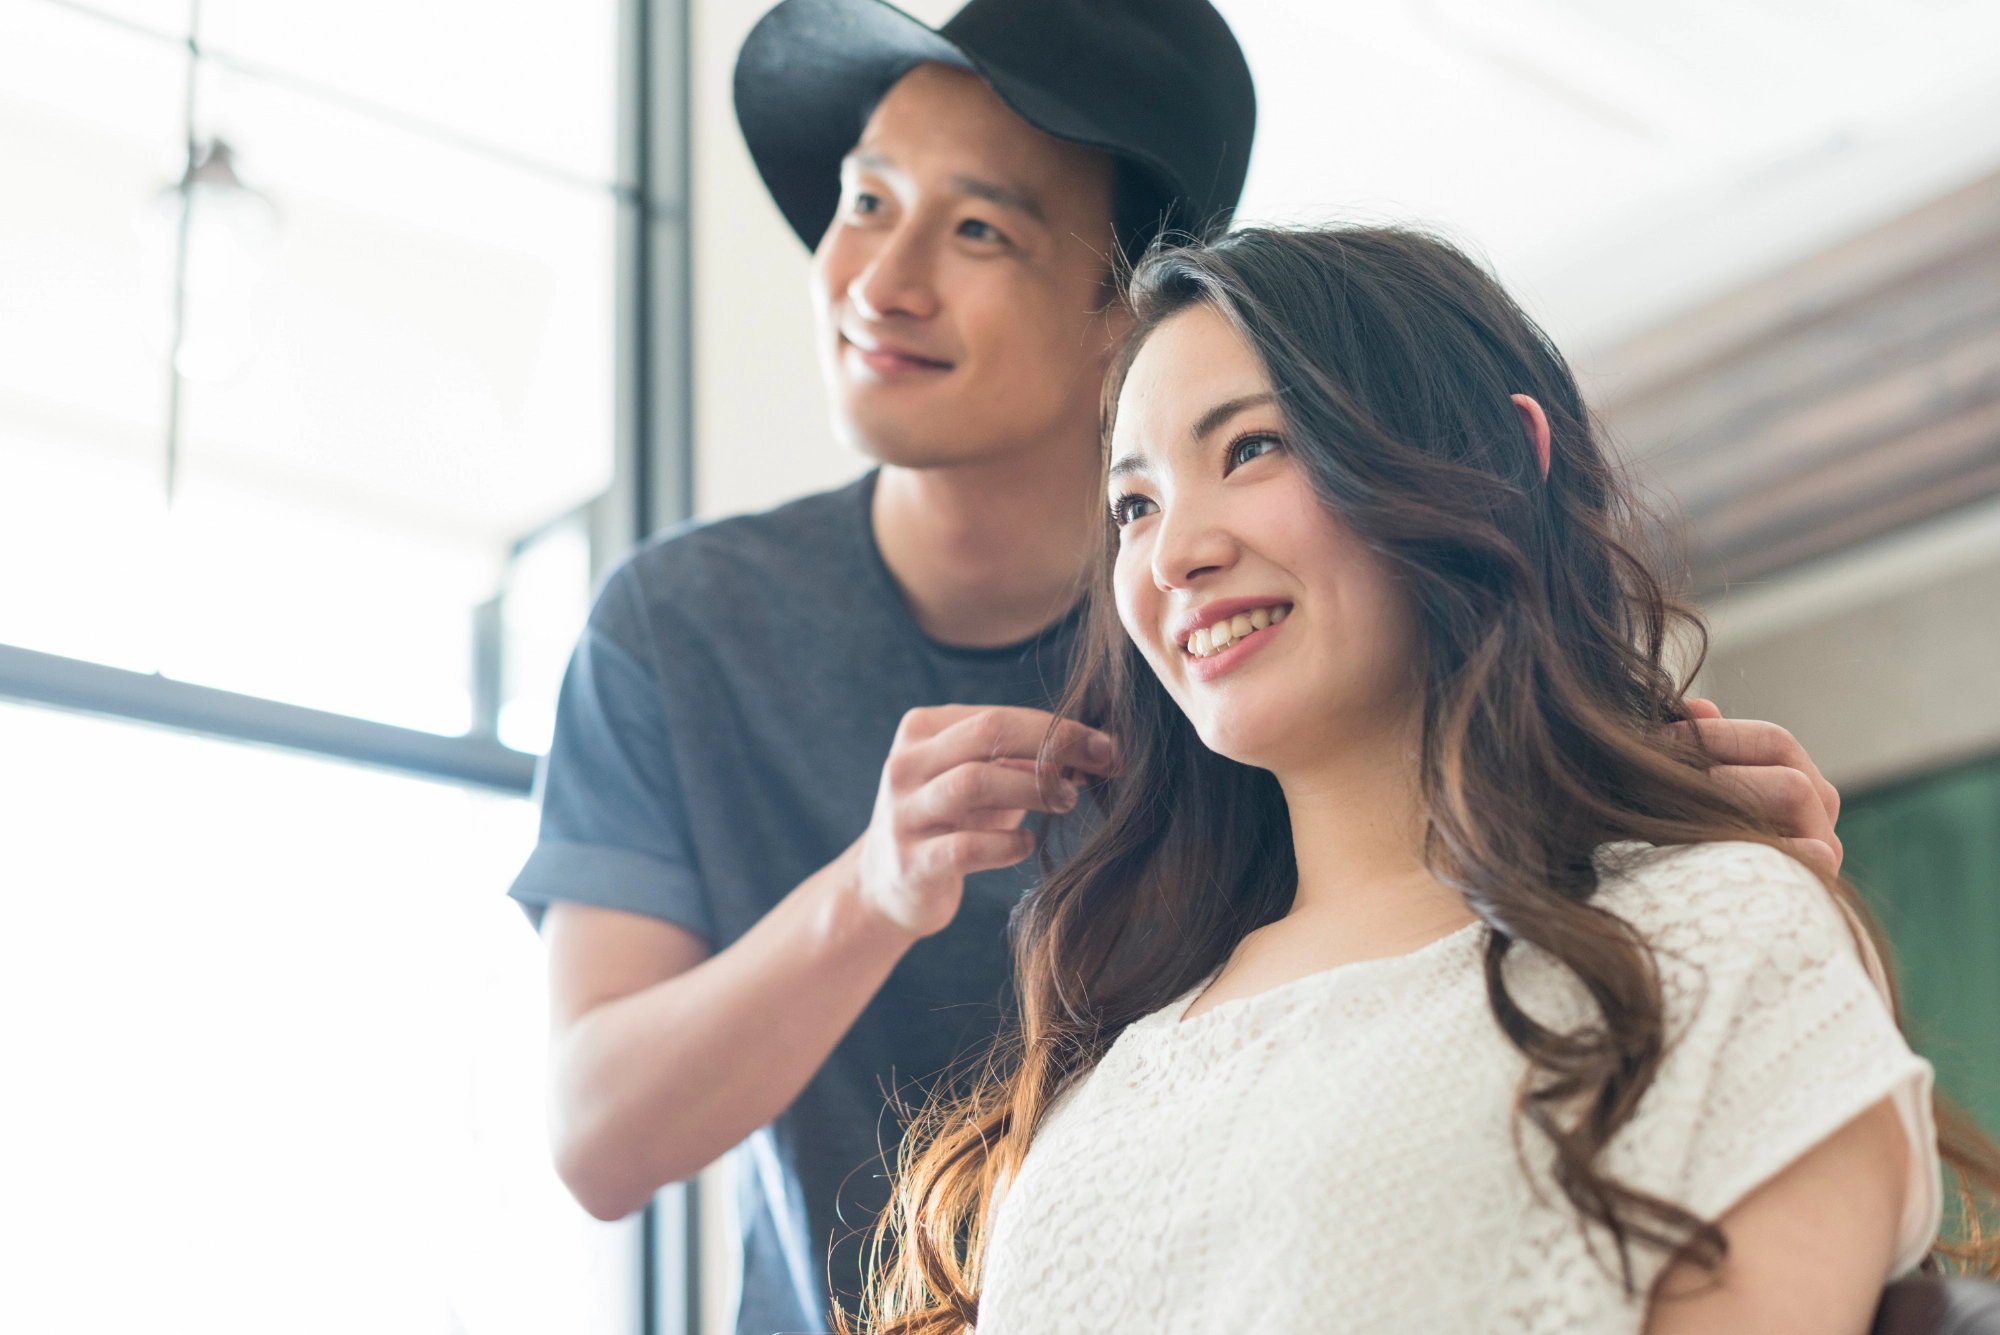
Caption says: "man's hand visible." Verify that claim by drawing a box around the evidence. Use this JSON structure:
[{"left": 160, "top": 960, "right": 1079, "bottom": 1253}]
[
  {"left": 542, "top": 704, "right": 1115, "bottom": 1218},
  {"left": 857, "top": 705, "right": 1117, "bottom": 937},
  {"left": 1675, "top": 699, "right": 1843, "bottom": 876}
]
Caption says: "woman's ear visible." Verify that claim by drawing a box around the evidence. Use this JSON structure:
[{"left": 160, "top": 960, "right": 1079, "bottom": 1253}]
[{"left": 1511, "top": 394, "right": 1551, "bottom": 481}]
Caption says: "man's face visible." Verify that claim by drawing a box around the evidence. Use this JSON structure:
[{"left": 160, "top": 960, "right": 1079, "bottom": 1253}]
[{"left": 810, "top": 62, "right": 1122, "bottom": 468}]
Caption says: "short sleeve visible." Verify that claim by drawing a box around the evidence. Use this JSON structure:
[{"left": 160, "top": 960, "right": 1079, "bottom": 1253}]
[
  {"left": 1631, "top": 843, "right": 1940, "bottom": 1277},
  {"left": 506, "top": 568, "right": 714, "bottom": 943}
]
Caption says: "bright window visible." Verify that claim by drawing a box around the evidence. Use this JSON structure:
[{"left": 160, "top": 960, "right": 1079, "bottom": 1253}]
[
  {"left": 0, "top": 0, "right": 612, "bottom": 734},
  {"left": 0, "top": 0, "right": 644, "bottom": 1327},
  {"left": 0, "top": 700, "right": 636, "bottom": 1334}
]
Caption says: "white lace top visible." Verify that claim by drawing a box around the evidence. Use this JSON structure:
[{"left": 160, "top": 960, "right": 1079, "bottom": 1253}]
[{"left": 977, "top": 842, "right": 1939, "bottom": 1335}]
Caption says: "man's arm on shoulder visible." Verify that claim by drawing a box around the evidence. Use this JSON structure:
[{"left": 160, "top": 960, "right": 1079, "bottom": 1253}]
[{"left": 1677, "top": 699, "right": 1844, "bottom": 875}]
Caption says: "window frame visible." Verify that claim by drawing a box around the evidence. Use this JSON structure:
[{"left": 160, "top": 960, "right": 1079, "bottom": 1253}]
[{"left": 0, "top": 0, "right": 695, "bottom": 804}]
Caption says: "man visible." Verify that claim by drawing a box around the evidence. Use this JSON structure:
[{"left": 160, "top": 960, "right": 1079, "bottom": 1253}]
[{"left": 508, "top": 2, "right": 1846, "bottom": 1331}]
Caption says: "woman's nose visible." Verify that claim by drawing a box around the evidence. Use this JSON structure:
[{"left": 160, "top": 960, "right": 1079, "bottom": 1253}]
[{"left": 1150, "top": 501, "right": 1235, "bottom": 592}]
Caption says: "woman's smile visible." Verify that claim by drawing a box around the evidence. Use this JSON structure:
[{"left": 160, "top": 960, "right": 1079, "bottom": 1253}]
[{"left": 1174, "top": 599, "right": 1293, "bottom": 681}]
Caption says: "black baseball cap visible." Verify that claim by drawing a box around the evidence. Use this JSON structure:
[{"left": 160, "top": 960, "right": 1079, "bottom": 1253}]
[{"left": 734, "top": 0, "right": 1257, "bottom": 259}]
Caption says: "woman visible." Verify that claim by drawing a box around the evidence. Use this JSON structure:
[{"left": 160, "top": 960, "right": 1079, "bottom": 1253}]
[{"left": 857, "top": 227, "right": 2000, "bottom": 1334}]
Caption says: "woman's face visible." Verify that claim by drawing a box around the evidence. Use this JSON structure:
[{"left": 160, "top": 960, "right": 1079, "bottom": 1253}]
[{"left": 1107, "top": 303, "right": 1422, "bottom": 774}]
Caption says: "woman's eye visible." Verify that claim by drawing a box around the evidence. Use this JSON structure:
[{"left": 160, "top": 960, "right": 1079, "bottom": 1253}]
[
  {"left": 1110, "top": 494, "right": 1158, "bottom": 527},
  {"left": 958, "top": 217, "right": 1005, "bottom": 244},
  {"left": 1226, "top": 432, "right": 1282, "bottom": 472}
]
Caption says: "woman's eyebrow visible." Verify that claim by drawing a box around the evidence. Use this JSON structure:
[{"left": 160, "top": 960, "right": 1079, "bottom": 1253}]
[
  {"left": 1108, "top": 452, "right": 1150, "bottom": 482},
  {"left": 1191, "top": 392, "right": 1277, "bottom": 442}
]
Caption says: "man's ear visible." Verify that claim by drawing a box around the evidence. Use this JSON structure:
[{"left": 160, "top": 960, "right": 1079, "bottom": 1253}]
[{"left": 1511, "top": 393, "right": 1551, "bottom": 480}]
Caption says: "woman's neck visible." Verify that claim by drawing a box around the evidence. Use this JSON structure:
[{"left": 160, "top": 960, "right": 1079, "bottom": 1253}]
[
  {"left": 1281, "top": 721, "right": 1431, "bottom": 909},
  {"left": 1284, "top": 751, "right": 1470, "bottom": 947},
  {"left": 1184, "top": 710, "right": 1475, "bottom": 1019}
]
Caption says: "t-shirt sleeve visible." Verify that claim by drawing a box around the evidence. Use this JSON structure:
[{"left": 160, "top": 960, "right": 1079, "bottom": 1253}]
[
  {"left": 1642, "top": 843, "right": 1940, "bottom": 1277},
  {"left": 506, "top": 568, "right": 714, "bottom": 944}
]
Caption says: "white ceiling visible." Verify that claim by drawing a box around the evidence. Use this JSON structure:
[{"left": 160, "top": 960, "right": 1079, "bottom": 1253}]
[
  {"left": 909, "top": 0, "right": 2000, "bottom": 354},
  {"left": 1219, "top": 0, "right": 2000, "bottom": 353}
]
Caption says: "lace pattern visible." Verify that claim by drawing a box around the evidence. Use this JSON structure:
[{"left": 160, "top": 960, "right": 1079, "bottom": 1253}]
[{"left": 976, "top": 843, "right": 1938, "bottom": 1335}]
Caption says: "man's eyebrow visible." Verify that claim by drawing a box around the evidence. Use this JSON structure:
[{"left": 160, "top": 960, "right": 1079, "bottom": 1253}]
[
  {"left": 1192, "top": 392, "right": 1278, "bottom": 442},
  {"left": 949, "top": 175, "right": 1045, "bottom": 222},
  {"left": 840, "top": 156, "right": 1045, "bottom": 222}
]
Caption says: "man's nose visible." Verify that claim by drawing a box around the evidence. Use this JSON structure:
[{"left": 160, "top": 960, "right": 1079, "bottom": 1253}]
[{"left": 849, "top": 221, "right": 940, "bottom": 322}]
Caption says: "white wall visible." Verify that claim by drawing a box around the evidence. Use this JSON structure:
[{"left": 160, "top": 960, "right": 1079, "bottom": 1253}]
[
  {"left": 1697, "top": 497, "right": 2000, "bottom": 794},
  {"left": 691, "top": 0, "right": 858, "bottom": 520}
]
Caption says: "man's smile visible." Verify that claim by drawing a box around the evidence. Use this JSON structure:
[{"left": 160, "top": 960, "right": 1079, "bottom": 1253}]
[{"left": 841, "top": 326, "right": 955, "bottom": 377}]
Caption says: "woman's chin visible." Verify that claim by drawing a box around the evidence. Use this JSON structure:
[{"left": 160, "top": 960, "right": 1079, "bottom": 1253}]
[{"left": 1192, "top": 714, "right": 1293, "bottom": 771}]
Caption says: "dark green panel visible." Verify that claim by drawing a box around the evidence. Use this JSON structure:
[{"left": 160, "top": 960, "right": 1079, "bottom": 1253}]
[{"left": 1839, "top": 753, "right": 2000, "bottom": 1139}]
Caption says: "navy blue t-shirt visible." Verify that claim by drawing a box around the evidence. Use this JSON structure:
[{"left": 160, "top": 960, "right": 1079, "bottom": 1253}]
[{"left": 510, "top": 473, "right": 1077, "bottom": 1334}]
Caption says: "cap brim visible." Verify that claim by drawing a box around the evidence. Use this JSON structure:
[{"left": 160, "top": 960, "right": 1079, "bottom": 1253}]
[{"left": 734, "top": 0, "right": 972, "bottom": 250}]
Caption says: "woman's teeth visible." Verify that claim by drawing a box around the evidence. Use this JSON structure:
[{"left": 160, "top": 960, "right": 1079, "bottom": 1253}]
[{"left": 1185, "top": 604, "right": 1289, "bottom": 659}]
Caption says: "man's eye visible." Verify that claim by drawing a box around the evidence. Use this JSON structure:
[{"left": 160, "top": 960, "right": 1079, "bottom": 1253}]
[
  {"left": 958, "top": 218, "right": 1005, "bottom": 244},
  {"left": 1226, "top": 433, "right": 1282, "bottom": 472},
  {"left": 1110, "top": 494, "right": 1158, "bottom": 527},
  {"left": 851, "top": 192, "right": 883, "bottom": 215}
]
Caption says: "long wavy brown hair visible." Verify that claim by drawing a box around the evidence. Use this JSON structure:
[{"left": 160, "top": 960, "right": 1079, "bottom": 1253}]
[{"left": 848, "top": 226, "right": 2000, "bottom": 1334}]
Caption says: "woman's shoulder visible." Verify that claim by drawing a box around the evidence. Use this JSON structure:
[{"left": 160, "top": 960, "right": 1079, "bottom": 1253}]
[
  {"left": 1592, "top": 840, "right": 1849, "bottom": 971},
  {"left": 1597, "top": 836, "right": 1820, "bottom": 895},
  {"left": 1582, "top": 843, "right": 1938, "bottom": 1278}
]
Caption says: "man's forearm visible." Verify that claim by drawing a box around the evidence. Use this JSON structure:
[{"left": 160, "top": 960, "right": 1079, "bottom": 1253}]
[{"left": 548, "top": 840, "right": 917, "bottom": 1220}]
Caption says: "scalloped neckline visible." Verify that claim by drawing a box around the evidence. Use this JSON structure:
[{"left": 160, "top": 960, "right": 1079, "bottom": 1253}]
[{"left": 1166, "top": 917, "right": 1488, "bottom": 1031}]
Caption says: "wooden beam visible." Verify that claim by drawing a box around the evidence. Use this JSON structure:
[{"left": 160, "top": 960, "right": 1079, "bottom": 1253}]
[{"left": 1593, "top": 170, "right": 2000, "bottom": 595}]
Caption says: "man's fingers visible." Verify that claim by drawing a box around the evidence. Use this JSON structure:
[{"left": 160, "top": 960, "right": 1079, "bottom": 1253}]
[
  {"left": 904, "top": 760, "right": 1076, "bottom": 830},
  {"left": 915, "top": 708, "right": 1115, "bottom": 783},
  {"left": 1667, "top": 707, "right": 1846, "bottom": 875},
  {"left": 1778, "top": 837, "right": 1841, "bottom": 879},
  {"left": 1675, "top": 715, "right": 1807, "bottom": 769},
  {"left": 914, "top": 829, "right": 1037, "bottom": 881},
  {"left": 957, "top": 806, "right": 1031, "bottom": 833},
  {"left": 893, "top": 703, "right": 991, "bottom": 745},
  {"left": 1710, "top": 762, "right": 1825, "bottom": 835},
  {"left": 1708, "top": 764, "right": 1843, "bottom": 863},
  {"left": 1676, "top": 716, "right": 1842, "bottom": 831},
  {"left": 1040, "top": 716, "right": 1120, "bottom": 776}
]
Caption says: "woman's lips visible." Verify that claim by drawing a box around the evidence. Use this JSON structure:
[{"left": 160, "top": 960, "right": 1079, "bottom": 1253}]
[
  {"left": 1179, "top": 604, "right": 1292, "bottom": 683},
  {"left": 1182, "top": 603, "right": 1290, "bottom": 658}
]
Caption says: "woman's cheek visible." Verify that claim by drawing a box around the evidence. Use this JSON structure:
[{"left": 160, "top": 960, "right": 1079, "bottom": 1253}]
[
  {"left": 1111, "top": 543, "right": 1145, "bottom": 640},
  {"left": 1253, "top": 467, "right": 1340, "bottom": 564},
  {"left": 1112, "top": 543, "right": 1177, "bottom": 683}
]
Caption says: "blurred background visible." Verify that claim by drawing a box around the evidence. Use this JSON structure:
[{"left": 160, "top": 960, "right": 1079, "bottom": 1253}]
[{"left": 2, "top": 0, "right": 1995, "bottom": 1331}]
